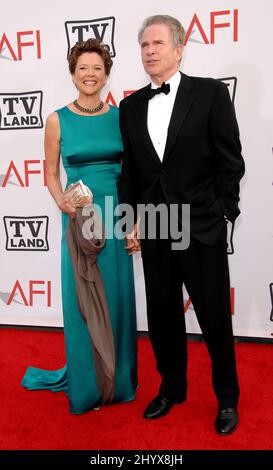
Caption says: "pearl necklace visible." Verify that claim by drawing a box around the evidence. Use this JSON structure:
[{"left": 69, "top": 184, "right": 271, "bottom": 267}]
[{"left": 73, "top": 99, "right": 104, "bottom": 114}]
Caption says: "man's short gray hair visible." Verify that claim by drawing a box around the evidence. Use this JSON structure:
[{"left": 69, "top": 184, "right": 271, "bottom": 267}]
[{"left": 138, "top": 14, "right": 185, "bottom": 46}]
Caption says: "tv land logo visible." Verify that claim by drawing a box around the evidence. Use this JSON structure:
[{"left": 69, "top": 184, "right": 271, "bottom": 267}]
[
  {"left": 220, "top": 77, "right": 237, "bottom": 104},
  {"left": 184, "top": 287, "right": 235, "bottom": 315},
  {"left": 4, "top": 216, "right": 49, "bottom": 251},
  {"left": 0, "top": 280, "right": 51, "bottom": 306},
  {"left": 269, "top": 282, "right": 273, "bottom": 321},
  {"left": 226, "top": 220, "right": 235, "bottom": 255},
  {"left": 221, "top": 78, "right": 237, "bottom": 256},
  {"left": 65, "top": 17, "right": 116, "bottom": 57},
  {"left": 0, "top": 91, "right": 43, "bottom": 130},
  {"left": 0, "top": 30, "right": 41, "bottom": 61}
]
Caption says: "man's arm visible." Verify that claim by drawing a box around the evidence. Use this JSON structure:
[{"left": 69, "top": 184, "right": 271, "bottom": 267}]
[
  {"left": 210, "top": 81, "right": 245, "bottom": 222},
  {"left": 119, "top": 100, "right": 141, "bottom": 254},
  {"left": 118, "top": 100, "right": 139, "bottom": 215}
]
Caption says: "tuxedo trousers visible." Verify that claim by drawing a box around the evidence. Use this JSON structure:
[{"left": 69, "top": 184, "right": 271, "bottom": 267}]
[{"left": 142, "top": 229, "right": 240, "bottom": 408}]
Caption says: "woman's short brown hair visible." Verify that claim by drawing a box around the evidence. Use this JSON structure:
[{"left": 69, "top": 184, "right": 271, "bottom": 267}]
[{"left": 68, "top": 38, "right": 113, "bottom": 76}]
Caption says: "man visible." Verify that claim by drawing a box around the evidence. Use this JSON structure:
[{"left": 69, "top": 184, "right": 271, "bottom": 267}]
[{"left": 119, "top": 15, "right": 245, "bottom": 435}]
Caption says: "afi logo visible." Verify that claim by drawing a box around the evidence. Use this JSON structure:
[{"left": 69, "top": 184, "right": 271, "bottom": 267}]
[
  {"left": 4, "top": 216, "right": 49, "bottom": 251},
  {"left": 0, "top": 31, "right": 41, "bottom": 60},
  {"left": 185, "top": 9, "right": 238, "bottom": 45},
  {"left": 4, "top": 280, "right": 51, "bottom": 307},
  {"left": 65, "top": 17, "right": 116, "bottom": 57},
  {"left": 0, "top": 91, "right": 43, "bottom": 130},
  {"left": 0, "top": 160, "right": 47, "bottom": 187}
]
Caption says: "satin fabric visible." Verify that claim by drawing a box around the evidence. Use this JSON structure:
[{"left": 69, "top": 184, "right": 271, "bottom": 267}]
[{"left": 22, "top": 105, "right": 138, "bottom": 413}]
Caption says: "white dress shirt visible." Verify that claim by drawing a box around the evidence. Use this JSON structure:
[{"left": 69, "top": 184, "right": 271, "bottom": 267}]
[{"left": 147, "top": 70, "right": 181, "bottom": 161}]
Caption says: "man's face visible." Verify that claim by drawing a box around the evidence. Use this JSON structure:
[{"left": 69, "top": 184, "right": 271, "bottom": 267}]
[{"left": 140, "top": 23, "right": 183, "bottom": 85}]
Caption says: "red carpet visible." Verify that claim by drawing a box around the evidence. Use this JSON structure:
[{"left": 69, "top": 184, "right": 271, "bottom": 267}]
[{"left": 0, "top": 328, "right": 273, "bottom": 450}]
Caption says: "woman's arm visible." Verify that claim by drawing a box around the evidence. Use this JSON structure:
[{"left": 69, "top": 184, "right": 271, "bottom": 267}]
[{"left": 44, "top": 112, "right": 76, "bottom": 218}]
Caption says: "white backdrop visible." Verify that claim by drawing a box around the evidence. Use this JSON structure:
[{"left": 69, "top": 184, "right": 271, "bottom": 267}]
[{"left": 1, "top": 0, "right": 273, "bottom": 338}]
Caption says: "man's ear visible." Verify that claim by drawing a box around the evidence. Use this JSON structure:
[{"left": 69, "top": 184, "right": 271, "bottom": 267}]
[{"left": 176, "top": 44, "right": 184, "bottom": 63}]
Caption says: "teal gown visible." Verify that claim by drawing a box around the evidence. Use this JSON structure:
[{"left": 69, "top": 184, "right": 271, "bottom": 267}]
[{"left": 22, "top": 105, "right": 138, "bottom": 413}]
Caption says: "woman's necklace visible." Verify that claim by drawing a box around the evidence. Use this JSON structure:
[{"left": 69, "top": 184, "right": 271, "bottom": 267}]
[{"left": 73, "top": 99, "right": 104, "bottom": 114}]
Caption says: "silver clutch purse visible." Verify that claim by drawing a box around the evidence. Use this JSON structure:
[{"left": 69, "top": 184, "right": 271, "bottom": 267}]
[{"left": 64, "top": 179, "right": 93, "bottom": 207}]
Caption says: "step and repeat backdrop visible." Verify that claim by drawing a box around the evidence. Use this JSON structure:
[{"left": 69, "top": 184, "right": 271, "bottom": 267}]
[{"left": 1, "top": 0, "right": 273, "bottom": 337}]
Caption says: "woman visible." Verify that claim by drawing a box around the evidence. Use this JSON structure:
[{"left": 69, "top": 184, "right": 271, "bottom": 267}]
[{"left": 21, "top": 39, "right": 138, "bottom": 414}]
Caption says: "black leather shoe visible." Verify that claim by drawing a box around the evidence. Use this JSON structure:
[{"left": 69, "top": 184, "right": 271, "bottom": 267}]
[
  {"left": 143, "top": 396, "right": 183, "bottom": 420},
  {"left": 215, "top": 407, "right": 238, "bottom": 436}
]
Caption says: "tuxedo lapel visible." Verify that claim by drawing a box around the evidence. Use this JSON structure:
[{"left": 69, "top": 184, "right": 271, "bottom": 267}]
[
  {"left": 133, "top": 86, "right": 162, "bottom": 166},
  {"left": 163, "top": 73, "right": 195, "bottom": 163}
]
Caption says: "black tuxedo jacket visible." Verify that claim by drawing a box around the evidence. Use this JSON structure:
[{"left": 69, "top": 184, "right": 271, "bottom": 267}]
[{"left": 119, "top": 72, "right": 245, "bottom": 255}]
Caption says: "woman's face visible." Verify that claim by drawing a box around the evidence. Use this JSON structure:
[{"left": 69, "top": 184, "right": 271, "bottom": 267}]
[{"left": 73, "top": 52, "right": 107, "bottom": 96}]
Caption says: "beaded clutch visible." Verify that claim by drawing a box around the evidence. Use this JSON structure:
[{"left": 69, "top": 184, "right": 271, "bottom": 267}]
[{"left": 64, "top": 180, "right": 93, "bottom": 207}]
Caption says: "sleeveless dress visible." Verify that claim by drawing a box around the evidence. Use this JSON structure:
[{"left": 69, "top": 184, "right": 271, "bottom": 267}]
[{"left": 22, "top": 105, "right": 138, "bottom": 413}]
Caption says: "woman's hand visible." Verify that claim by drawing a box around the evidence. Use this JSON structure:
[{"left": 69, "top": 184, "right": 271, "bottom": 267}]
[{"left": 57, "top": 193, "right": 76, "bottom": 218}]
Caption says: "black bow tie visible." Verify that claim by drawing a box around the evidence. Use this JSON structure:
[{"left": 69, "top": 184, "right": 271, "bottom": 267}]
[{"left": 147, "top": 82, "right": 170, "bottom": 100}]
